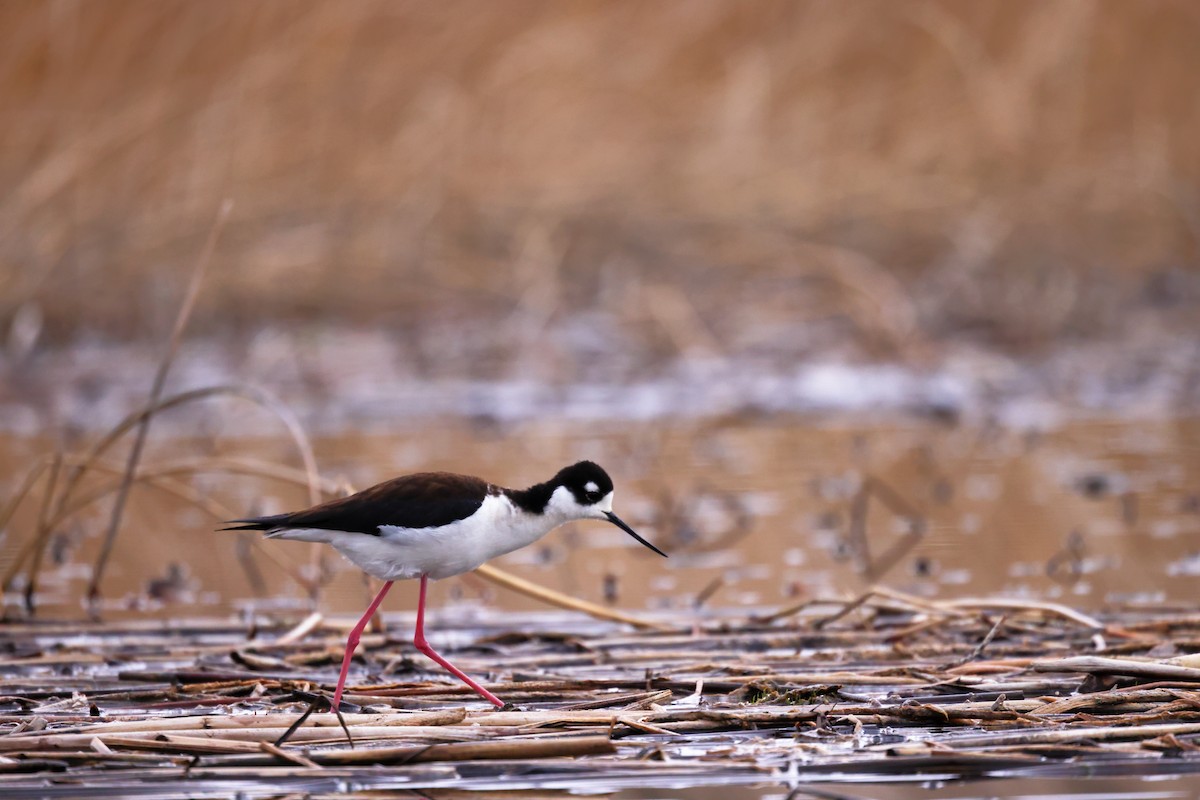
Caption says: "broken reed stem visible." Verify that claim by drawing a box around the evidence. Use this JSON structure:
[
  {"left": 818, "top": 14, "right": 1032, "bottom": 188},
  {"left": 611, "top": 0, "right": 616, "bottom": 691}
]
[
  {"left": 0, "top": 456, "right": 59, "bottom": 593},
  {"left": 944, "top": 615, "right": 1006, "bottom": 669},
  {"left": 1033, "top": 656, "right": 1200, "bottom": 682},
  {"left": 41, "top": 458, "right": 239, "bottom": 530},
  {"left": 88, "top": 200, "right": 232, "bottom": 610},
  {"left": 42, "top": 453, "right": 338, "bottom": 536},
  {"left": 21, "top": 453, "right": 62, "bottom": 611},
  {"left": 763, "top": 586, "right": 1096, "bottom": 633},
  {"left": 59, "top": 385, "right": 320, "bottom": 514},
  {"left": 10, "top": 456, "right": 315, "bottom": 596},
  {"left": 258, "top": 739, "right": 320, "bottom": 768},
  {"left": 473, "top": 563, "right": 672, "bottom": 632},
  {"left": 274, "top": 611, "right": 324, "bottom": 646},
  {"left": 7, "top": 709, "right": 468, "bottom": 739},
  {"left": 309, "top": 734, "right": 616, "bottom": 765},
  {"left": 1, "top": 726, "right": 484, "bottom": 752},
  {"left": 272, "top": 697, "right": 322, "bottom": 747},
  {"left": 59, "top": 455, "right": 342, "bottom": 501},
  {"left": 942, "top": 598, "right": 1106, "bottom": 633},
  {"left": 761, "top": 585, "right": 960, "bottom": 627}
]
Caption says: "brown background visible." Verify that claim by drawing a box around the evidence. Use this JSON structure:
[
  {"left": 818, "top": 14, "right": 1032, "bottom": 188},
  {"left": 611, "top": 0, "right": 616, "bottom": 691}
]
[{"left": 3, "top": 0, "right": 1199, "bottom": 355}]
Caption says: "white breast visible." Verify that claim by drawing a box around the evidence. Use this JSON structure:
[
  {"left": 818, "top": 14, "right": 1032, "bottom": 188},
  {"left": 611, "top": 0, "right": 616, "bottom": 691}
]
[{"left": 308, "top": 493, "right": 562, "bottom": 581}]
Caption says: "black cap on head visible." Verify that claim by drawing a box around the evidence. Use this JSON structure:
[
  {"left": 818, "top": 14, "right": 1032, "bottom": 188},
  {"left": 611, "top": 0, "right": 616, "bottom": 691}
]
[
  {"left": 555, "top": 461, "right": 668, "bottom": 558},
  {"left": 555, "top": 460, "right": 614, "bottom": 505}
]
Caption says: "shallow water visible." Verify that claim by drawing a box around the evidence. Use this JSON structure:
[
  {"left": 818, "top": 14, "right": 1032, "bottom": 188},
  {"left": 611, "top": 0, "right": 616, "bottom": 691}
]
[
  {"left": 2, "top": 414, "right": 1198, "bottom": 620},
  {"left": 629, "top": 776, "right": 1200, "bottom": 799},
  {"left": 8, "top": 769, "right": 1200, "bottom": 798}
]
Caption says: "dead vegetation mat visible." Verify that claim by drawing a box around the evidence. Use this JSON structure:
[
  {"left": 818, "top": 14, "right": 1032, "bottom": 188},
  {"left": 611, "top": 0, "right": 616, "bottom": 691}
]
[{"left": 5, "top": 599, "right": 1200, "bottom": 796}]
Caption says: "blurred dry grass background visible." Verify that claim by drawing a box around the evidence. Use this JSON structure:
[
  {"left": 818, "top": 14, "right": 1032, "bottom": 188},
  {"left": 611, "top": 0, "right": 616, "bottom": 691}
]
[{"left": 2, "top": 0, "right": 1199, "bottom": 364}]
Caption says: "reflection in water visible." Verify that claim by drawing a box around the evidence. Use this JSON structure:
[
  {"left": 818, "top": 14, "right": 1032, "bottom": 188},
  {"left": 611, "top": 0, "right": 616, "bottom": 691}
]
[
  {"left": 252, "top": 776, "right": 1200, "bottom": 798},
  {"left": 1, "top": 416, "right": 1198, "bottom": 619},
  {"left": 616, "top": 775, "right": 1200, "bottom": 799}
]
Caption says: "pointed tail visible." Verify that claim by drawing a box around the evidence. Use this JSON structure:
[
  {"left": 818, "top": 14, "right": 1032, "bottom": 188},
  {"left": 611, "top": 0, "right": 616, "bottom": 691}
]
[{"left": 217, "top": 513, "right": 292, "bottom": 532}]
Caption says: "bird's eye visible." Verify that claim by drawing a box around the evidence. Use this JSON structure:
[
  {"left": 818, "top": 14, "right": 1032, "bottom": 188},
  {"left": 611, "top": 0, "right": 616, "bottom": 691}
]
[{"left": 585, "top": 491, "right": 599, "bottom": 503}]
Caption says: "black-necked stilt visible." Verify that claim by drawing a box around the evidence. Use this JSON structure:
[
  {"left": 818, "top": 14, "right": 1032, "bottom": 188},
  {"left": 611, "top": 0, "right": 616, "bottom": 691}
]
[{"left": 221, "top": 461, "right": 666, "bottom": 708}]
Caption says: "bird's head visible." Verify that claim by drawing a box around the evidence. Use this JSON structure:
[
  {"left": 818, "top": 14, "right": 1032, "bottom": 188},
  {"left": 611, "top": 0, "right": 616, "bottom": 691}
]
[{"left": 547, "top": 461, "right": 667, "bottom": 558}]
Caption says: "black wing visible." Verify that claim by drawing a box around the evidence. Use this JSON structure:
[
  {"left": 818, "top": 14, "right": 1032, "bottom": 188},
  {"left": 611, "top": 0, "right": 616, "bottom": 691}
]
[{"left": 220, "top": 472, "right": 491, "bottom": 535}]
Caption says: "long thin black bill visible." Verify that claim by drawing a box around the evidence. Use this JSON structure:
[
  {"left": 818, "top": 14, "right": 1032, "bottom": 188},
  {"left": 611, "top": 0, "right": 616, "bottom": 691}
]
[{"left": 605, "top": 512, "right": 668, "bottom": 558}]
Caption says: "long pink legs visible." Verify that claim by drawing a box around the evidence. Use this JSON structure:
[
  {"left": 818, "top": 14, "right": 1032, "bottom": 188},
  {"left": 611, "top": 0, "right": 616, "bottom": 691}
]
[
  {"left": 415, "top": 574, "right": 504, "bottom": 708},
  {"left": 329, "top": 575, "right": 503, "bottom": 709},
  {"left": 331, "top": 579, "right": 394, "bottom": 709}
]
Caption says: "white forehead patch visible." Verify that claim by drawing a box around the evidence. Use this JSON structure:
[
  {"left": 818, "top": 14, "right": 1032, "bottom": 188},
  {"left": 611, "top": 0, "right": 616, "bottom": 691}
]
[{"left": 585, "top": 481, "right": 599, "bottom": 493}]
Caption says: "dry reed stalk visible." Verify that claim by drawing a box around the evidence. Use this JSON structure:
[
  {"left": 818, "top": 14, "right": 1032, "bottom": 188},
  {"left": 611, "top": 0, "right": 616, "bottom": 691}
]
[
  {"left": 30, "top": 456, "right": 323, "bottom": 596},
  {"left": 121, "top": 736, "right": 619, "bottom": 769},
  {"left": 1035, "top": 688, "right": 1200, "bottom": 715},
  {"left": 142, "top": 456, "right": 343, "bottom": 495},
  {"left": 473, "top": 563, "right": 670, "bottom": 632},
  {"left": 466, "top": 709, "right": 640, "bottom": 728},
  {"left": 622, "top": 689, "right": 676, "bottom": 711},
  {"left": 258, "top": 740, "right": 321, "bottom": 768},
  {"left": 2, "top": 749, "right": 189, "bottom": 767},
  {"left": 0, "top": 456, "right": 61, "bottom": 597},
  {"left": 558, "top": 689, "right": 672, "bottom": 711},
  {"left": 943, "top": 615, "right": 1006, "bottom": 669},
  {"left": 942, "top": 598, "right": 1106, "bottom": 633},
  {"left": 101, "top": 734, "right": 264, "bottom": 755},
  {"left": 0, "top": 725, "right": 488, "bottom": 752},
  {"left": 57, "top": 384, "right": 320, "bottom": 511},
  {"left": 51, "top": 455, "right": 341, "bottom": 500},
  {"left": 22, "top": 708, "right": 467, "bottom": 737},
  {"left": 88, "top": 201, "right": 232, "bottom": 610},
  {"left": 10, "top": 383, "right": 324, "bottom": 607},
  {"left": 304, "top": 733, "right": 616, "bottom": 765},
  {"left": 274, "top": 611, "right": 324, "bottom": 645},
  {"left": 614, "top": 716, "right": 678, "bottom": 735},
  {"left": 43, "top": 458, "right": 238, "bottom": 528},
  {"left": 2, "top": 398, "right": 269, "bottom": 601},
  {"left": 383, "top": 671, "right": 929, "bottom": 701},
  {"left": 20, "top": 452, "right": 62, "bottom": 610},
  {"left": 764, "top": 586, "right": 962, "bottom": 628},
  {"left": 1033, "top": 656, "right": 1200, "bottom": 682},
  {"left": 647, "top": 699, "right": 1044, "bottom": 726},
  {"left": 943, "top": 721, "right": 1200, "bottom": 749}
]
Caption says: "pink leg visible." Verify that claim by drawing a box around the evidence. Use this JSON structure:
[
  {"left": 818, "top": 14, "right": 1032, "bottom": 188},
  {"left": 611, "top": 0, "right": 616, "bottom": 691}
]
[
  {"left": 414, "top": 574, "right": 504, "bottom": 707},
  {"left": 331, "top": 579, "right": 393, "bottom": 709}
]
